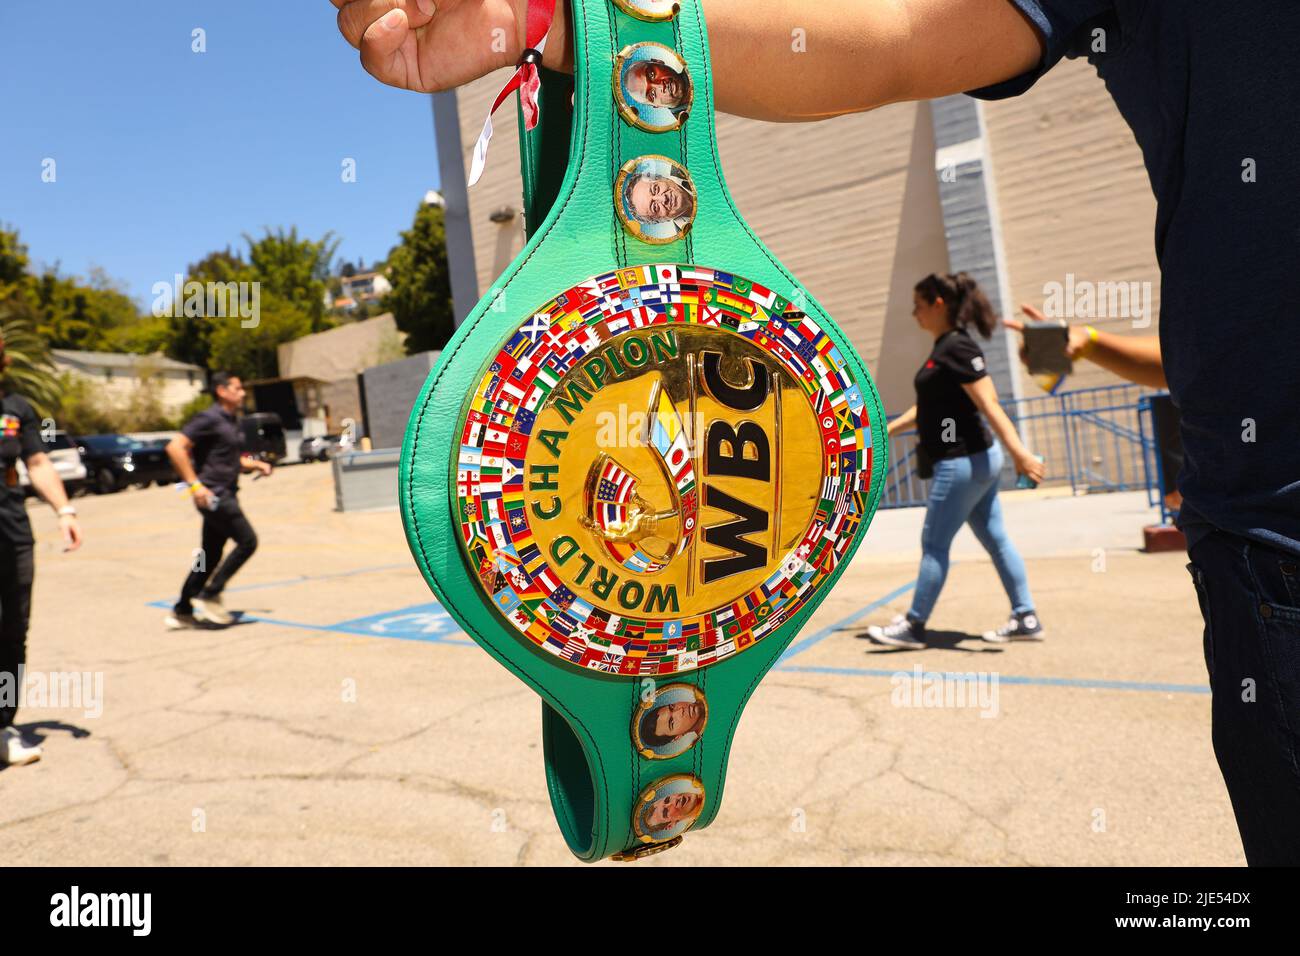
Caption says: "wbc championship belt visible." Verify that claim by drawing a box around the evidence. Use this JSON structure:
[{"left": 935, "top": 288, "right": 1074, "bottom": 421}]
[{"left": 400, "top": 0, "right": 887, "bottom": 861}]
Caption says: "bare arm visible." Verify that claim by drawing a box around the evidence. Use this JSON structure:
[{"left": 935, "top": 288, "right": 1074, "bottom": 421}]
[
  {"left": 1008, "top": 306, "right": 1167, "bottom": 389},
  {"left": 25, "top": 451, "right": 83, "bottom": 550},
  {"left": 703, "top": 0, "right": 1045, "bottom": 121},
  {"left": 961, "top": 377, "right": 1046, "bottom": 483},
  {"left": 166, "top": 433, "right": 215, "bottom": 509},
  {"left": 1071, "top": 327, "right": 1165, "bottom": 389},
  {"left": 166, "top": 434, "right": 199, "bottom": 485},
  {"left": 333, "top": 0, "right": 1045, "bottom": 121},
  {"left": 240, "top": 454, "right": 273, "bottom": 476},
  {"left": 886, "top": 404, "right": 918, "bottom": 436}
]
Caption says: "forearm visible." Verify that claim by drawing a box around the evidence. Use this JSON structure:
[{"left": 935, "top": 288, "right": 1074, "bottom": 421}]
[
  {"left": 887, "top": 404, "right": 918, "bottom": 436},
  {"left": 981, "top": 400, "right": 1030, "bottom": 459},
  {"left": 1085, "top": 330, "right": 1166, "bottom": 389},
  {"left": 239, "top": 455, "right": 262, "bottom": 473},
  {"left": 702, "top": 0, "right": 1042, "bottom": 121},
  {"left": 543, "top": 0, "right": 1043, "bottom": 121},
  {"left": 167, "top": 443, "right": 199, "bottom": 485},
  {"left": 27, "top": 458, "right": 70, "bottom": 511}
]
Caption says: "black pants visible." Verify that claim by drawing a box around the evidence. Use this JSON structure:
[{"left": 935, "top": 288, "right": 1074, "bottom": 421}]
[
  {"left": 0, "top": 540, "right": 35, "bottom": 730},
  {"left": 1187, "top": 530, "right": 1300, "bottom": 865},
  {"left": 176, "top": 494, "right": 258, "bottom": 614}
]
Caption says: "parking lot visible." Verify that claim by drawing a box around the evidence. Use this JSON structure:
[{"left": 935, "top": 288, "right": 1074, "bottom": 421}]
[{"left": 2, "top": 461, "right": 1242, "bottom": 865}]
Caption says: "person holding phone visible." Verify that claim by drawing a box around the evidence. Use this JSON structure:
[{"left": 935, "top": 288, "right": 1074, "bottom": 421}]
[
  {"left": 1005, "top": 304, "right": 1165, "bottom": 389},
  {"left": 866, "top": 273, "right": 1047, "bottom": 648}
]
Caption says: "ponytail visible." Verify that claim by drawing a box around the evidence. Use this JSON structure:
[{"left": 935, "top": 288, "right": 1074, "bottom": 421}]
[{"left": 914, "top": 271, "right": 997, "bottom": 339}]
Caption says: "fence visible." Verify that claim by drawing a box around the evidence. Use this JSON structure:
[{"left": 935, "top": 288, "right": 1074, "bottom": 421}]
[{"left": 878, "top": 383, "right": 1160, "bottom": 510}]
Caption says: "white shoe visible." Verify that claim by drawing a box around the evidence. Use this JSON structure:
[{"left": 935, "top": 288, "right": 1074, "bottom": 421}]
[
  {"left": 983, "top": 612, "right": 1046, "bottom": 643},
  {"left": 0, "top": 727, "right": 43, "bottom": 766},
  {"left": 165, "top": 611, "right": 202, "bottom": 630},
  {"left": 192, "top": 595, "right": 233, "bottom": 626},
  {"left": 865, "top": 614, "right": 926, "bottom": 649}
]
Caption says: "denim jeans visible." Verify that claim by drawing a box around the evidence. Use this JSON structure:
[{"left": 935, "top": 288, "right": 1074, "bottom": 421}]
[
  {"left": 1186, "top": 530, "right": 1300, "bottom": 865},
  {"left": 908, "top": 442, "right": 1034, "bottom": 623}
]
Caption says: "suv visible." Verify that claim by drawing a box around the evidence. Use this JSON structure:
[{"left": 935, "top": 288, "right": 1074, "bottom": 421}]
[
  {"left": 75, "top": 433, "right": 176, "bottom": 494},
  {"left": 17, "top": 429, "right": 88, "bottom": 496}
]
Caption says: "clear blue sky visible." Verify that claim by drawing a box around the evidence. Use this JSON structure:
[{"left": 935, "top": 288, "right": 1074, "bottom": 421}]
[{"left": 1, "top": 1, "right": 440, "bottom": 307}]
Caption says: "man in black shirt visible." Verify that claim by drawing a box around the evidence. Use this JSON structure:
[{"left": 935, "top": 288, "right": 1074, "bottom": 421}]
[
  {"left": 1, "top": 331, "right": 83, "bottom": 766},
  {"left": 165, "top": 372, "right": 272, "bottom": 628}
]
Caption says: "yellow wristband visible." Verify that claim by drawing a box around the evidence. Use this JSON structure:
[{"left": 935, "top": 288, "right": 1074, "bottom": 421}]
[{"left": 1078, "top": 325, "right": 1100, "bottom": 360}]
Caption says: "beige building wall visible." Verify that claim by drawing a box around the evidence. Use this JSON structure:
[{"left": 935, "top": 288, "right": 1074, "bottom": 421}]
[
  {"left": 454, "top": 56, "right": 1159, "bottom": 414},
  {"left": 983, "top": 58, "right": 1161, "bottom": 394},
  {"left": 53, "top": 354, "right": 204, "bottom": 415},
  {"left": 276, "top": 313, "right": 405, "bottom": 382}
]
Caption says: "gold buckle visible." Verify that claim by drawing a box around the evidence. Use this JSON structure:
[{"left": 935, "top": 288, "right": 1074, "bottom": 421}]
[{"left": 610, "top": 836, "right": 682, "bottom": 862}]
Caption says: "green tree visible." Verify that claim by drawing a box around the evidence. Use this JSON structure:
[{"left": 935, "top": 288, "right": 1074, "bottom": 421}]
[
  {"left": 26, "top": 267, "right": 144, "bottom": 352},
  {"left": 206, "top": 291, "right": 311, "bottom": 380},
  {"left": 243, "top": 227, "right": 339, "bottom": 333},
  {"left": 165, "top": 247, "right": 250, "bottom": 368},
  {"left": 383, "top": 202, "right": 454, "bottom": 354},
  {"left": 0, "top": 226, "right": 31, "bottom": 290},
  {"left": 0, "top": 301, "right": 61, "bottom": 415}
]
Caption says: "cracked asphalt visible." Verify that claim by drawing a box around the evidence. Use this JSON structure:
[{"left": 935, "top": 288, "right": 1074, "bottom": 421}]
[{"left": 3, "top": 464, "right": 1242, "bottom": 865}]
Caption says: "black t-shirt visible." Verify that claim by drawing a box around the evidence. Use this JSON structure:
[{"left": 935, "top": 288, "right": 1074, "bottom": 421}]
[
  {"left": 914, "top": 328, "right": 992, "bottom": 462},
  {"left": 966, "top": 0, "right": 1300, "bottom": 556},
  {"left": 1, "top": 392, "right": 44, "bottom": 545},
  {"left": 182, "top": 404, "right": 243, "bottom": 496}
]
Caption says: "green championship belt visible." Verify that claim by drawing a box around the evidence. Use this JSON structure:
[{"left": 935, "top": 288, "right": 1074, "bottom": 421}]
[{"left": 400, "top": 0, "right": 887, "bottom": 862}]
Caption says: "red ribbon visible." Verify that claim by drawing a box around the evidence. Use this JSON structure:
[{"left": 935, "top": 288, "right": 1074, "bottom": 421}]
[{"left": 468, "top": 0, "right": 557, "bottom": 187}]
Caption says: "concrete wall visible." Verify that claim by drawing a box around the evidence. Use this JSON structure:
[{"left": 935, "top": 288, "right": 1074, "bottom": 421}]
[
  {"left": 983, "top": 58, "right": 1162, "bottom": 394},
  {"left": 277, "top": 313, "right": 406, "bottom": 384},
  {"left": 319, "top": 377, "right": 363, "bottom": 436},
  {"left": 360, "top": 351, "right": 440, "bottom": 450}
]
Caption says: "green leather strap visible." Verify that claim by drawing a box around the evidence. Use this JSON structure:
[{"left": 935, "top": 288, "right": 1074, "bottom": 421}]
[{"left": 400, "top": 0, "right": 888, "bottom": 862}]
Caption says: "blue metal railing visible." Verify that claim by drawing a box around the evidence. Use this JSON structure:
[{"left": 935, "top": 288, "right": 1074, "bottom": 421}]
[{"left": 879, "top": 383, "right": 1159, "bottom": 510}]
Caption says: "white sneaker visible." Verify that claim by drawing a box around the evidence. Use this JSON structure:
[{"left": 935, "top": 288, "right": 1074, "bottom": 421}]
[
  {"left": 192, "top": 595, "right": 232, "bottom": 626},
  {"left": 865, "top": 614, "right": 926, "bottom": 648},
  {"left": 165, "top": 611, "right": 202, "bottom": 630},
  {"left": 0, "top": 727, "right": 42, "bottom": 766},
  {"left": 983, "top": 611, "right": 1046, "bottom": 643}
]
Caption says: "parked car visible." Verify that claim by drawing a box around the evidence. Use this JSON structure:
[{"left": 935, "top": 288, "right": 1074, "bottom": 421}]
[
  {"left": 17, "top": 429, "right": 88, "bottom": 496},
  {"left": 298, "top": 434, "right": 347, "bottom": 463},
  {"left": 241, "top": 413, "right": 286, "bottom": 464},
  {"left": 75, "top": 434, "right": 177, "bottom": 494}
]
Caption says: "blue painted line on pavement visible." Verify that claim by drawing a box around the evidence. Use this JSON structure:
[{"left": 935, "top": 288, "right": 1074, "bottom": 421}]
[
  {"left": 779, "top": 579, "right": 918, "bottom": 663},
  {"left": 146, "top": 598, "right": 473, "bottom": 645},
  {"left": 146, "top": 571, "right": 1208, "bottom": 697},
  {"left": 775, "top": 664, "right": 1210, "bottom": 695}
]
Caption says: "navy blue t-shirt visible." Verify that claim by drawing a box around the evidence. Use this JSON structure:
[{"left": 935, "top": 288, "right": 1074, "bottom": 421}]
[
  {"left": 181, "top": 404, "right": 243, "bottom": 497},
  {"left": 968, "top": 0, "right": 1300, "bottom": 556}
]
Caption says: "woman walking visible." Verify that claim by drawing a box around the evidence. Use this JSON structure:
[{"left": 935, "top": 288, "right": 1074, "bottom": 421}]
[{"left": 867, "top": 272, "right": 1046, "bottom": 648}]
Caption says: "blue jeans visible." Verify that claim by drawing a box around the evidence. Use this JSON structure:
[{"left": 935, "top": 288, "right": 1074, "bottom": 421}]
[
  {"left": 908, "top": 443, "right": 1034, "bottom": 623},
  {"left": 1186, "top": 530, "right": 1300, "bottom": 865}
]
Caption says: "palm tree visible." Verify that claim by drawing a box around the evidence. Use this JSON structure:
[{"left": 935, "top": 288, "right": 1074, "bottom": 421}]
[{"left": 0, "top": 299, "right": 61, "bottom": 415}]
